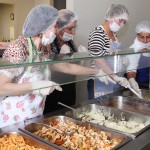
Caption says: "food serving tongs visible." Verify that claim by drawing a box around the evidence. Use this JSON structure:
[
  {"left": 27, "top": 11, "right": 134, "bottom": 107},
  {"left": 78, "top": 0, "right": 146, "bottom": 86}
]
[{"left": 128, "top": 86, "right": 143, "bottom": 99}]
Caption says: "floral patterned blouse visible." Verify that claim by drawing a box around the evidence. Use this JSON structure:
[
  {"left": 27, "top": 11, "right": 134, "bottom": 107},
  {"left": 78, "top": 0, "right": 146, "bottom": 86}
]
[{"left": 0, "top": 36, "right": 51, "bottom": 128}]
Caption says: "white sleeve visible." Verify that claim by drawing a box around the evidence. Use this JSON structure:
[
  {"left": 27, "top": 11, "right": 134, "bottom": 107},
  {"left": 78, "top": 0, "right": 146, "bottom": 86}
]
[
  {"left": 126, "top": 54, "right": 141, "bottom": 73},
  {"left": 129, "top": 43, "right": 134, "bottom": 49}
]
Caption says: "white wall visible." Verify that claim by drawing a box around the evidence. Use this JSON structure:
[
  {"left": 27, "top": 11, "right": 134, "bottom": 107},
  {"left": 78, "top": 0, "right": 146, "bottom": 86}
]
[
  {"left": 0, "top": 4, "right": 13, "bottom": 41},
  {"left": 0, "top": 0, "right": 53, "bottom": 38},
  {"left": 0, "top": 0, "right": 34, "bottom": 38},
  {"left": 34, "top": 0, "right": 53, "bottom": 6},
  {"left": 67, "top": 0, "right": 150, "bottom": 48},
  {"left": 66, "top": 0, "right": 150, "bottom": 104}
]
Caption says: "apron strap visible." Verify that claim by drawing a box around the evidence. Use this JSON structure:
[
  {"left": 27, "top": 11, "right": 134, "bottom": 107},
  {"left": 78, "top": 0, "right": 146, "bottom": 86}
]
[
  {"left": 27, "top": 37, "right": 42, "bottom": 73},
  {"left": 27, "top": 37, "right": 39, "bottom": 73}
]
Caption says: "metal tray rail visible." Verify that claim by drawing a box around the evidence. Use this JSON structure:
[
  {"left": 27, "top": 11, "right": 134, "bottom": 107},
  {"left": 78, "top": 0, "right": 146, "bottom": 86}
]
[
  {"left": 20, "top": 115, "right": 131, "bottom": 150},
  {"left": 98, "top": 96, "right": 150, "bottom": 116},
  {"left": 65, "top": 104, "right": 150, "bottom": 138},
  {"left": 0, "top": 132, "right": 56, "bottom": 150}
]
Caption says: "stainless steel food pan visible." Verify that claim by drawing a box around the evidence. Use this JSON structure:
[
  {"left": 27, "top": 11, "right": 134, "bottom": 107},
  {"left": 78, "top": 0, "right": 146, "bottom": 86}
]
[
  {"left": 123, "top": 89, "right": 150, "bottom": 101},
  {"left": 20, "top": 115, "right": 131, "bottom": 150},
  {"left": 65, "top": 104, "right": 150, "bottom": 138},
  {"left": 0, "top": 132, "right": 56, "bottom": 150},
  {"left": 98, "top": 96, "right": 150, "bottom": 116}
]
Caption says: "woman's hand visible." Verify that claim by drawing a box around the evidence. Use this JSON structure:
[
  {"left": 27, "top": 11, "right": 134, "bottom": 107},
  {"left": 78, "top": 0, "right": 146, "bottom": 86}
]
[
  {"left": 113, "top": 75, "right": 130, "bottom": 88},
  {"left": 128, "top": 78, "right": 141, "bottom": 93},
  {"left": 31, "top": 80, "right": 62, "bottom": 96},
  {"left": 96, "top": 69, "right": 116, "bottom": 85}
]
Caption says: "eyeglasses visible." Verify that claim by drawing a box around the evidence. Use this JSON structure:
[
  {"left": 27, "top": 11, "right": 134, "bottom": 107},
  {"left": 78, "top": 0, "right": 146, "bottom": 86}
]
[
  {"left": 116, "top": 19, "right": 127, "bottom": 24},
  {"left": 63, "top": 26, "right": 76, "bottom": 33}
]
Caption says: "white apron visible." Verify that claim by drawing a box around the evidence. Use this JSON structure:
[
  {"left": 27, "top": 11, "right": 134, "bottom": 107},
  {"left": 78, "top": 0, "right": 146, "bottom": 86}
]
[
  {"left": 94, "top": 38, "right": 124, "bottom": 98},
  {"left": 0, "top": 38, "right": 50, "bottom": 128}
]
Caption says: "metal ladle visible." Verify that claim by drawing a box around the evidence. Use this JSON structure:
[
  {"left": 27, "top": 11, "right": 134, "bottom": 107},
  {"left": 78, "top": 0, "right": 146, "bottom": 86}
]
[
  {"left": 58, "top": 102, "right": 76, "bottom": 111},
  {"left": 58, "top": 101, "right": 81, "bottom": 117},
  {"left": 58, "top": 102, "right": 89, "bottom": 120}
]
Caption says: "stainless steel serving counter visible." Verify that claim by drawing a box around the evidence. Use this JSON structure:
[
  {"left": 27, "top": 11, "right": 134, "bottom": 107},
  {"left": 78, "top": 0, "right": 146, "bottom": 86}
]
[
  {"left": 0, "top": 89, "right": 150, "bottom": 150},
  {"left": 98, "top": 89, "right": 150, "bottom": 150}
]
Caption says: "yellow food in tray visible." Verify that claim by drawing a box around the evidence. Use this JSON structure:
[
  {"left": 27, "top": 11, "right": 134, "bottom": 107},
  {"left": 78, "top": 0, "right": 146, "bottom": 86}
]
[{"left": 0, "top": 134, "right": 45, "bottom": 150}]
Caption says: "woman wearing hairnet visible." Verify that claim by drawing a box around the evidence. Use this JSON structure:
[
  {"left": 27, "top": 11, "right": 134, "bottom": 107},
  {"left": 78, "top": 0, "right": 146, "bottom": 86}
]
[
  {"left": 0, "top": 5, "right": 99, "bottom": 128},
  {"left": 88, "top": 4, "right": 130, "bottom": 99},
  {"left": 44, "top": 9, "right": 79, "bottom": 113},
  {"left": 126, "top": 20, "right": 150, "bottom": 93},
  {"left": 51, "top": 9, "right": 78, "bottom": 54}
]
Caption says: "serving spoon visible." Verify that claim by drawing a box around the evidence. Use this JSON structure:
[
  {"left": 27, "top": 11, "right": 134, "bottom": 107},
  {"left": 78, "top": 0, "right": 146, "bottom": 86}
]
[
  {"left": 58, "top": 102, "right": 90, "bottom": 120},
  {"left": 58, "top": 102, "right": 76, "bottom": 111}
]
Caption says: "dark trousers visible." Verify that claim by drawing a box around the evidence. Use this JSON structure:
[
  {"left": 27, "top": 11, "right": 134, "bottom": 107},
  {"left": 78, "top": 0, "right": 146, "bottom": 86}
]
[
  {"left": 87, "top": 79, "right": 94, "bottom": 100},
  {"left": 44, "top": 83, "right": 76, "bottom": 114},
  {"left": 136, "top": 68, "right": 149, "bottom": 88}
]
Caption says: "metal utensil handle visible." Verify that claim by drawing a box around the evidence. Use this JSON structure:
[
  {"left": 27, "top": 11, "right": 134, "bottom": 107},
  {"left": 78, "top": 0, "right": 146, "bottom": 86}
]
[
  {"left": 128, "top": 87, "right": 143, "bottom": 99},
  {"left": 58, "top": 102, "right": 76, "bottom": 111}
]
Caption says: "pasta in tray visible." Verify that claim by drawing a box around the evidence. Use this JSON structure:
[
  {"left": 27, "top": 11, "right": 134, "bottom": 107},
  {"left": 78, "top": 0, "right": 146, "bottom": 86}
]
[{"left": 0, "top": 134, "right": 45, "bottom": 150}]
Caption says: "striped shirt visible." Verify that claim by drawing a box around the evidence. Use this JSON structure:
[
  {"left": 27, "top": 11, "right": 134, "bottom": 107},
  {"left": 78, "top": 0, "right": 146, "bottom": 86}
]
[{"left": 88, "top": 25, "right": 110, "bottom": 57}]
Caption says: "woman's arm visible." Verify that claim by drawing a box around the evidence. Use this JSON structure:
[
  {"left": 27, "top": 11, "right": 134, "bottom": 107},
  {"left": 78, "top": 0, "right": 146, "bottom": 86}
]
[
  {"left": 126, "top": 71, "right": 137, "bottom": 79},
  {"left": 88, "top": 27, "right": 115, "bottom": 76},
  {"left": 126, "top": 54, "right": 141, "bottom": 79},
  {"left": 0, "top": 39, "right": 33, "bottom": 96},
  {"left": 0, "top": 73, "right": 32, "bottom": 96},
  {"left": 50, "top": 62, "right": 98, "bottom": 75},
  {"left": 0, "top": 73, "right": 62, "bottom": 97},
  {"left": 88, "top": 27, "right": 110, "bottom": 57},
  {"left": 94, "top": 58, "right": 115, "bottom": 78}
]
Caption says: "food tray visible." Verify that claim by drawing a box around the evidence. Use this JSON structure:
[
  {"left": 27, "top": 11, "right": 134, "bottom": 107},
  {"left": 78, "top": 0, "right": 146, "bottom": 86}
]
[
  {"left": 123, "top": 89, "right": 150, "bottom": 101},
  {"left": 20, "top": 115, "right": 131, "bottom": 150},
  {"left": 65, "top": 104, "right": 150, "bottom": 138},
  {"left": 0, "top": 132, "right": 56, "bottom": 150},
  {"left": 98, "top": 96, "right": 150, "bottom": 116}
]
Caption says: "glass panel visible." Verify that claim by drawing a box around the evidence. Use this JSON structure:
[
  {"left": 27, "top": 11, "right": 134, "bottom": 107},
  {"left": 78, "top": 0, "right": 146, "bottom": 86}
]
[{"left": 0, "top": 49, "right": 150, "bottom": 96}]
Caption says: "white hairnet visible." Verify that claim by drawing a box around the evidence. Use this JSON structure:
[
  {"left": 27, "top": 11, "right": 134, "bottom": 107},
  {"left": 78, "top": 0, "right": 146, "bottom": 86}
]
[
  {"left": 22, "top": 4, "right": 58, "bottom": 37},
  {"left": 135, "top": 20, "right": 150, "bottom": 33},
  {"left": 105, "top": 4, "right": 129, "bottom": 21},
  {"left": 58, "top": 9, "right": 78, "bottom": 30}
]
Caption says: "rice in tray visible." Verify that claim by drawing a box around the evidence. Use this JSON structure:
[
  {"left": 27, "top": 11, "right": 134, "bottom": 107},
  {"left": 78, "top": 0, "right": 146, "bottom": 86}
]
[{"left": 79, "top": 110, "right": 146, "bottom": 134}]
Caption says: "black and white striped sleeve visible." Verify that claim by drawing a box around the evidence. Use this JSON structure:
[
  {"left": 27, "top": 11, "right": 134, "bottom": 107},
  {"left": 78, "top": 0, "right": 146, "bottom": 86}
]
[{"left": 88, "top": 27, "right": 109, "bottom": 57}]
